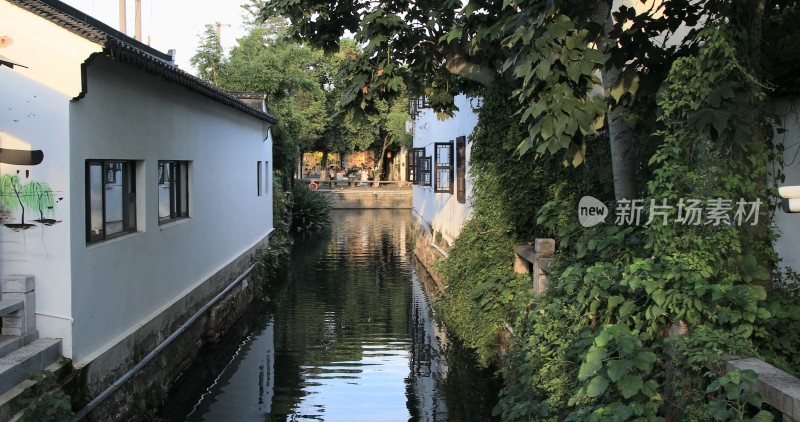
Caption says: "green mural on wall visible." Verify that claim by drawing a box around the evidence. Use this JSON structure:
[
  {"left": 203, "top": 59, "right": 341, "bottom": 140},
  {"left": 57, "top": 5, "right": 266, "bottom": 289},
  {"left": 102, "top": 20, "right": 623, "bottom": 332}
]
[{"left": 0, "top": 171, "right": 60, "bottom": 231}]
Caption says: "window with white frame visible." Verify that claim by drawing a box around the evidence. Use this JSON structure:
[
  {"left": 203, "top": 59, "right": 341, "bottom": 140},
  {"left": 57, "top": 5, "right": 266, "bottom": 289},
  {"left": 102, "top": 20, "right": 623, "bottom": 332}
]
[
  {"left": 158, "top": 160, "right": 189, "bottom": 223},
  {"left": 86, "top": 160, "right": 137, "bottom": 242}
]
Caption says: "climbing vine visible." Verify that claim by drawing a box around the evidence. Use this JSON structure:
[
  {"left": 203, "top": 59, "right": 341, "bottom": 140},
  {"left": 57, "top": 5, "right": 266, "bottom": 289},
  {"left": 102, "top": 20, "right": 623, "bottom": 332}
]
[
  {"left": 439, "top": 84, "right": 607, "bottom": 366},
  {"left": 497, "top": 26, "right": 778, "bottom": 421}
]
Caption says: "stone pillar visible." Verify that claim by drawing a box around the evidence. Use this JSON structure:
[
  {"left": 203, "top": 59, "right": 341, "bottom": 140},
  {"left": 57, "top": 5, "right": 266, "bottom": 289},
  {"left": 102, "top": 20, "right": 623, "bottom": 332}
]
[
  {"left": 514, "top": 239, "right": 555, "bottom": 296},
  {"left": 2, "top": 274, "right": 36, "bottom": 336},
  {"left": 533, "top": 238, "right": 554, "bottom": 296}
]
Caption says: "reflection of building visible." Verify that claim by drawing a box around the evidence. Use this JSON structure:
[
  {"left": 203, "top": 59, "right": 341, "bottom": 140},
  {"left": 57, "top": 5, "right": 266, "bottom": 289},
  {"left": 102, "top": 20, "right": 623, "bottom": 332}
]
[
  {"left": 410, "top": 94, "right": 478, "bottom": 282},
  {"left": 0, "top": 0, "right": 275, "bottom": 413},
  {"left": 408, "top": 265, "right": 449, "bottom": 420}
]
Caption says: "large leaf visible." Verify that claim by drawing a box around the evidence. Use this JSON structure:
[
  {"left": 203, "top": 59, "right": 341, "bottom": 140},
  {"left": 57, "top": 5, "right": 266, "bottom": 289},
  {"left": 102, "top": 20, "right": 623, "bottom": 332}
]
[
  {"left": 586, "top": 375, "right": 610, "bottom": 398},
  {"left": 617, "top": 375, "right": 643, "bottom": 399}
]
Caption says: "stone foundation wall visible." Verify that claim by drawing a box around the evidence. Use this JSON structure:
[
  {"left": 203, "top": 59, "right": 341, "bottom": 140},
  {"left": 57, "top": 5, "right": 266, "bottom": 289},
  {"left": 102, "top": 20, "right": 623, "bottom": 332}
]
[
  {"left": 411, "top": 212, "right": 449, "bottom": 292},
  {"left": 70, "top": 233, "right": 271, "bottom": 421},
  {"left": 319, "top": 190, "right": 412, "bottom": 209}
]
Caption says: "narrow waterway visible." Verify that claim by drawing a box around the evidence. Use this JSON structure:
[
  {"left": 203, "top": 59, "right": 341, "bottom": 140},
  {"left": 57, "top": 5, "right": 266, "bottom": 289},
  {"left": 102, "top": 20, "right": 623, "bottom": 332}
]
[{"left": 160, "top": 209, "right": 499, "bottom": 421}]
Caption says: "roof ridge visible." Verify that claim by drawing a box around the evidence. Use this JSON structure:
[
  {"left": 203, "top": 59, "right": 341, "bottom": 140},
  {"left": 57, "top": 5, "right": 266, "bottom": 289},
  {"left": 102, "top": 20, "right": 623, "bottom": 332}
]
[{"left": 5, "top": 0, "right": 277, "bottom": 124}]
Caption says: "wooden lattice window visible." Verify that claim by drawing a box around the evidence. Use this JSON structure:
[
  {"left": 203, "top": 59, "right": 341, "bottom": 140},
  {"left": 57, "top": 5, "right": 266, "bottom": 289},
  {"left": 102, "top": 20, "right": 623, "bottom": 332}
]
[
  {"left": 434, "top": 142, "right": 453, "bottom": 194},
  {"left": 456, "top": 136, "right": 466, "bottom": 203},
  {"left": 420, "top": 156, "right": 432, "bottom": 187},
  {"left": 411, "top": 147, "right": 425, "bottom": 185}
]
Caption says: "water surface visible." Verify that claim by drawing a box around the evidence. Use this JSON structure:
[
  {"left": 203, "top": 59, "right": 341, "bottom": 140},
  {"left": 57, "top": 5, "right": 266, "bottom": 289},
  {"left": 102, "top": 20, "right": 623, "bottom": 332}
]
[{"left": 161, "top": 209, "right": 498, "bottom": 421}]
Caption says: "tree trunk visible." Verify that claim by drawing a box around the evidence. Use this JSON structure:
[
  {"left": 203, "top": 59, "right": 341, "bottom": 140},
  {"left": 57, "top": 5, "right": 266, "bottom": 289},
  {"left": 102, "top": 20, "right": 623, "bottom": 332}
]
[
  {"left": 592, "top": 1, "right": 638, "bottom": 201},
  {"left": 441, "top": 43, "right": 497, "bottom": 87},
  {"left": 320, "top": 150, "right": 329, "bottom": 181},
  {"left": 373, "top": 133, "right": 391, "bottom": 187}
]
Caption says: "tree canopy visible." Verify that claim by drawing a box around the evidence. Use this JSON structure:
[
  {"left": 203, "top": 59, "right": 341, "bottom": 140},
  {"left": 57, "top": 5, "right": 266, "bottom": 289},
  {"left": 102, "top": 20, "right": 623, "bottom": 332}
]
[
  {"left": 191, "top": 12, "right": 410, "bottom": 175},
  {"left": 259, "top": 0, "right": 800, "bottom": 420}
]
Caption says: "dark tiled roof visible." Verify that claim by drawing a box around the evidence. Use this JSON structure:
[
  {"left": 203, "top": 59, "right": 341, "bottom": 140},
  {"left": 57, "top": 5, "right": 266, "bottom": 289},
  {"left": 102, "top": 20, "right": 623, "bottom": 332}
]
[{"left": 6, "top": 0, "right": 277, "bottom": 125}]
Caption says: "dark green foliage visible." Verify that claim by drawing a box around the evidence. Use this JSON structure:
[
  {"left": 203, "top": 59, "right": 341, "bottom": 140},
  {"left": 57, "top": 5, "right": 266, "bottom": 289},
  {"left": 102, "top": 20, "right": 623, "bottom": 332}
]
[
  {"left": 439, "top": 84, "right": 602, "bottom": 365},
  {"left": 755, "top": 277, "right": 800, "bottom": 376},
  {"left": 496, "top": 27, "right": 778, "bottom": 421},
  {"left": 254, "top": 172, "right": 293, "bottom": 287},
  {"left": 21, "top": 371, "right": 72, "bottom": 422},
  {"left": 290, "top": 185, "right": 331, "bottom": 233}
]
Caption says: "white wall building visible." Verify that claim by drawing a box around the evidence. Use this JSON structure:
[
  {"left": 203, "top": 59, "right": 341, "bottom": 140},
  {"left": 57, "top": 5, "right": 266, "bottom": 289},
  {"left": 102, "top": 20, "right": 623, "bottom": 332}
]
[
  {"left": 410, "top": 94, "right": 478, "bottom": 246},
  {"left": 773, "top": 98, "right": 800, "bottom": 275},
  {"left": 0, "top": 0, "right": 275, "bottom": 371}
]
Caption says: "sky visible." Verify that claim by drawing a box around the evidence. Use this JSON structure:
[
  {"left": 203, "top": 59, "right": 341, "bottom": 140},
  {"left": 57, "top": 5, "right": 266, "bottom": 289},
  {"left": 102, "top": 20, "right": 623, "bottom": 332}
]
[{"left": 61, "top": 0, "right": 250, "bottom": 74}]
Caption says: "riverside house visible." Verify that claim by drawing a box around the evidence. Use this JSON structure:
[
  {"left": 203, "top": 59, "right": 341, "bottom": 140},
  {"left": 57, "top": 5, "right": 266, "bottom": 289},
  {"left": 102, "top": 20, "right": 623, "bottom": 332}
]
[
  {"left": 409, "top": 94, "right": 477, "bottom": 281},
  {"left": 0, "top": 0, "right": 275, "bottom": 414}
]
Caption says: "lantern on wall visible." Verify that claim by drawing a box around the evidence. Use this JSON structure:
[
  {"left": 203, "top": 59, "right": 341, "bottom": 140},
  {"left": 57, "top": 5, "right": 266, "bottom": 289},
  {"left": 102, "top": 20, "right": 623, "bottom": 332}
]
[{"left": 386, "top": 151, "right": 392, "bottom": 159}]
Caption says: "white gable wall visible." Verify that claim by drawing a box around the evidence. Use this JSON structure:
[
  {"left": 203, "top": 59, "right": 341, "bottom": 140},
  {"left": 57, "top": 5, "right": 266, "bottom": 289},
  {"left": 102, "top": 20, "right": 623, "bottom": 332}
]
[
  {"left": 68, "top": 56, "right": 273, "bottom": 364},
  {"left": 0, "top": 2, "right": 102, "bottom": 358},
  {"left": 412, "top": 95, "right": 477, "bottom": 244}
]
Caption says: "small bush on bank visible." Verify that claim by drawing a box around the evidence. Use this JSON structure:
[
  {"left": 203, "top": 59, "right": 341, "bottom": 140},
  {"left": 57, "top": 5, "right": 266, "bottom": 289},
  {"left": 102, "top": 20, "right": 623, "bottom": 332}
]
[{"left": 291, "top": 184, "right": 331, "bottom": 233}]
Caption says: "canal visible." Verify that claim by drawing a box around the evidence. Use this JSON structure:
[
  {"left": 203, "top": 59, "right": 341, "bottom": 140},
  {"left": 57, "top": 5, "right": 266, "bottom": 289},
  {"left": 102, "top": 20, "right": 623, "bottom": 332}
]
[{"left": 160, "top": 209, "right": 499, "bottom": 421}]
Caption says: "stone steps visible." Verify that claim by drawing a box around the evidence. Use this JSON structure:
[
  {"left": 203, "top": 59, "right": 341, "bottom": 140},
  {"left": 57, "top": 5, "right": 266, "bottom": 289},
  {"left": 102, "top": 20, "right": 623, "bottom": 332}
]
[
  {"left": 0, "top": 357, "right": 72, "bottom": 422},
  {"left": 0, "top": 332, "right": 38, "bottom": 358},
  {"left": 0, "top": 338, "right": 62, "bottom": 394},
  {"left": 0, "top": 275, "right": 69, "bottom": 420}
]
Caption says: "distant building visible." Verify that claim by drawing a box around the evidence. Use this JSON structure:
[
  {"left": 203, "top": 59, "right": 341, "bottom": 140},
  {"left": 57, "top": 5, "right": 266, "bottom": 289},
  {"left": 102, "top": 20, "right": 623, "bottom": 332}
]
[{"left": 0, "top": 0, "right": 275, "bottom": 412}]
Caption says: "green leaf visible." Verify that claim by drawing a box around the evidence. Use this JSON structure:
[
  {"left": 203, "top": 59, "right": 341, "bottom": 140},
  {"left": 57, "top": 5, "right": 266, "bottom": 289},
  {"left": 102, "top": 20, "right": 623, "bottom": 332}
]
[
  {"left": 617, "top": 374, "right": 643, "bottom": 399},
  {"left": 688, "top": 108, "right": 732, "bottom": 135},
  {"left": 439, "top": 26, "right": 464, "bottom": 44},
  {"left": 586, "top": 375, "right": 610, "bottom": 398},
  {"left": 609, "top": 68, "right": 640, "bottom": 103},
  {"left": 566, "top": 61, "right": 582, "bottom": 83},
  {"left": 584, "top": 48, "right": 604, "bottom": 64},
  {"left": 607, "top": 295, "right": 624, "bottom": 309},
  {"left": 652, "top": 290, "right": 666, "bottom": 306},
  {"left": 751, "top": 410, "right": 774, "bottom": 422},
  {"left": 595, "top": 330, "right": 613, "bottom": 347},
  {"left": 606, "top": 359, "right": 631, "bottom": 382},
  {"left": 631, "top": 350, "right": 656, "bottom": 371},
  {"left": 619, "top": 301, "right": 636, "bottom": 318},
  {"left": 579, "top": 346, "right": 607, "bottom": 379}
]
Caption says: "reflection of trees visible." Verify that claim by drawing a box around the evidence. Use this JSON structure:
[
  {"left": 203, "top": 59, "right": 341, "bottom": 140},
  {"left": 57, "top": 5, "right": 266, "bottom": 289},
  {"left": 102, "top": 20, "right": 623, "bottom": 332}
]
[{"left": 268, "top": 209, "right": 414, "bottom": 418}]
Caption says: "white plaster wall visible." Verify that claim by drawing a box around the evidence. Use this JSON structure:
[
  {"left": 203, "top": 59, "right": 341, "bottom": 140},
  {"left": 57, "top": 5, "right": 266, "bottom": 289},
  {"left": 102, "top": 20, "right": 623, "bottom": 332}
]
[
  {"left": 411, "top": 95, "right": 478, "bottom": 243},
  {"left": 0, "top": 2, "right": 101, "bottom": 98},
  {"left": 68, "top": 56, "right": 273, "bottom": 364},
  {"left": 0, "top": 2, "right": 101, "bottom": 357},
  {"left": 773, "top": 99, "right": 800, "bottom": 274}
]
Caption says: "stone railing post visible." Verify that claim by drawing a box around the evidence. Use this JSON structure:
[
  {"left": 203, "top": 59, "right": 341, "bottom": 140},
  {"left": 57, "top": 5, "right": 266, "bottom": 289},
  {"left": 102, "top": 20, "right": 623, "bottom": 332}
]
[
  {"left": 2, "top": 274, "right": 36, "bottom": 336},
  {"left": 514, "top": 238, "right": 554, "bottom": 296},
  {"left": 533, "top": 238, "right": 554, "bottom": 296}
]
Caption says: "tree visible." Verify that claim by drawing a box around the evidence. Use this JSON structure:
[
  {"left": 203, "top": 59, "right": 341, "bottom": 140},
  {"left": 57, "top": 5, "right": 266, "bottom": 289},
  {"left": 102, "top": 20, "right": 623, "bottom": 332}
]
[
  {"left": 191, "top": 25, "right": 329, "bottom": 172},
  {"left": 190, "top": 24, "right": 223, "bottom": 84},
  {"left": 258, "top": 0, "right": 707, "bottom": 200},
  {"left": 364, "top": 95, "right": 412, "bottom": 185}
]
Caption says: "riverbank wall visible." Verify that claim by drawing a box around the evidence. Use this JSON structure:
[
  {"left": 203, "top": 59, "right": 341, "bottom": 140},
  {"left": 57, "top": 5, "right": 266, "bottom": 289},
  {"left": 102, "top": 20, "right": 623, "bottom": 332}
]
[
  {"left": 410, "top": 211, "right": 450, "bottom": 293},
  {"left": 318, "top": 188, "right": 412, "bottom": 209},
  {"left": 68, "top": 233, "right": 271, "bottom": 421}
]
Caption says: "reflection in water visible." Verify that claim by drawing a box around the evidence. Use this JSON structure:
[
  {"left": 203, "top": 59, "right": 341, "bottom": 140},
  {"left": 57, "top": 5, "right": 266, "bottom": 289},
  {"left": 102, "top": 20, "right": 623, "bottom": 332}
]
[{"left": 161, "top": 209, "right": 498, "bottom": 421}]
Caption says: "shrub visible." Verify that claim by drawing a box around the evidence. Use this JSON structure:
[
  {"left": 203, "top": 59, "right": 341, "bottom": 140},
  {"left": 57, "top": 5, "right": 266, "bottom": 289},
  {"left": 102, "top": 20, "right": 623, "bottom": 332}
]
[{"left": 290, "top": 184, "right": 331, "bottom": 232}]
